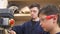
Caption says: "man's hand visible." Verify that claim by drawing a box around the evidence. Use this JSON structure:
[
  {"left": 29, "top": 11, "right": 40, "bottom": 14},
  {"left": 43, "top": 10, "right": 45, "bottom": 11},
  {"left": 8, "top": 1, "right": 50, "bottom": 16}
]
[{"left": 9, "top": 30, "right": 16, "bottom": 34}]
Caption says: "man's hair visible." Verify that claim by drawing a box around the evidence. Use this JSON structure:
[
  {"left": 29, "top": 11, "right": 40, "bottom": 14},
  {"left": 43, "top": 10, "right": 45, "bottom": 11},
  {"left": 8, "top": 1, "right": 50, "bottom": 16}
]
[
  {"left": 38, "top": 4, "right": 60, "bottom": 27},
  {"left": 29, "top": 3, "right": 40, "bottom": 9}
]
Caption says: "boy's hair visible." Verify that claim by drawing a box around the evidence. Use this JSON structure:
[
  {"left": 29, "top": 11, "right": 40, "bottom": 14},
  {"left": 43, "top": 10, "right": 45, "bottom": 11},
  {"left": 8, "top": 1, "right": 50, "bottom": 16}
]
[
  {"left": 29, "top": 3, "right": 40, "bottom": 10},
  {"left": 38, "top": 4, "right": 60, "bottom": 27}
]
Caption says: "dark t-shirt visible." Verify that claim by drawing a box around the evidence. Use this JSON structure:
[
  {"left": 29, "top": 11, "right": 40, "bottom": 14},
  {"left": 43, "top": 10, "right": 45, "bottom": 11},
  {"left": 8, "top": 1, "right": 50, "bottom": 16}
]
[{"left": 12, "top": 20, "right": 49, "bottom": 34}]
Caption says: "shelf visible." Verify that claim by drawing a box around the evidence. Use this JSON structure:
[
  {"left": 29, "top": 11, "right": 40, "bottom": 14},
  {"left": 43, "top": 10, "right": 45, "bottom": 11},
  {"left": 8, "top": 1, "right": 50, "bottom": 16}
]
[
  {"left": 14, "top": 14, "right": 31, "bottom": 17},
  {"left": 8, "top": 0, "right": 34, "bottom": 1},
  {"left": 14, "top": 14, "right": 31, "bottom": 21}
]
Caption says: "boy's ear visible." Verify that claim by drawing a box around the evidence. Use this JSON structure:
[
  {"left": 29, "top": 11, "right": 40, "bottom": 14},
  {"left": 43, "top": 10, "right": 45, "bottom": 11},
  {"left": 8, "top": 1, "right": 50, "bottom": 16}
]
[
  {"left": 53, "top": 17, "right": 56, "bottom": 20},
  {"left": 53, "top": 16, "right": 57, "bottom": 23},
  {"left": 53, "top": 15, "right": 58, "bottom": 20}
]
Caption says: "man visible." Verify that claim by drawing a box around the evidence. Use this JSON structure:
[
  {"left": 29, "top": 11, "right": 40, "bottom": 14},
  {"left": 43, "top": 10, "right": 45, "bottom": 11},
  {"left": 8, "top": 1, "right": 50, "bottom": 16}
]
[
  {"left": 10, "top": 3, "right": 49, "bottom": 34},
  {"left": 38, "top": 5, "right": 60, "bottom": 34}
]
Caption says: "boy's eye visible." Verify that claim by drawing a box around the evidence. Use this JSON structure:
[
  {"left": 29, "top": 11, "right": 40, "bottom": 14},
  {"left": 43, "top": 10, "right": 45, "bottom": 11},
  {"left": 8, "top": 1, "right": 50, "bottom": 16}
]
[{"left": 31, "top": 10, "right": 36, "bottom": 12}]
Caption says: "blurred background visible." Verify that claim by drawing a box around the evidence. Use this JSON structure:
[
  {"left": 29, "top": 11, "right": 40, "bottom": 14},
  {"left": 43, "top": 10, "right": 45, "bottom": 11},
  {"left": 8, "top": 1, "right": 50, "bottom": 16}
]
[{"left": 7, "top": 0, "right": 60, "bottom": 26}]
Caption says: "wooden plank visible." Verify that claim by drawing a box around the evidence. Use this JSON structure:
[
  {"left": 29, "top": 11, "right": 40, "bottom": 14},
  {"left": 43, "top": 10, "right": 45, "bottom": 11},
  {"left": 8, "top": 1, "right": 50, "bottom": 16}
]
[{"left": 14, "top": 14, "right": 30, "bottom": 17}]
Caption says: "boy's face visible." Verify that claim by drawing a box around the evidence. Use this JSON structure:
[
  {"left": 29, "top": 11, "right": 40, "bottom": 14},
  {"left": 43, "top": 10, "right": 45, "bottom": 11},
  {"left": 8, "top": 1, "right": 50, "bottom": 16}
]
[
  {"left": 39, "top": 14, "right": 57, "bottom": 32},
  {"left": 30, "top": 7, "right": 39, "bottom": 19}
]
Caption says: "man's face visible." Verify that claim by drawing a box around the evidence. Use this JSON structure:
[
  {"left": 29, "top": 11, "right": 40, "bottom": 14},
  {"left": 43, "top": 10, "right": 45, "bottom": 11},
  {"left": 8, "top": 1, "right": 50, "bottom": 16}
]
[
  {"left": 30, "top": 7, "right": 39, "bottom": 19},
  {"left": 39, "top": 14, "right": 56, "bottom": 32}
]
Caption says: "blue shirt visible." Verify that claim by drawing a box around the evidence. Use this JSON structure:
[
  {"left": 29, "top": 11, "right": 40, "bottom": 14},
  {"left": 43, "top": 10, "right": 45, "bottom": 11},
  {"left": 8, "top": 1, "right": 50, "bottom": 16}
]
[{"left": 12, "top": 20, "right": 49, "bottom": 34}]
